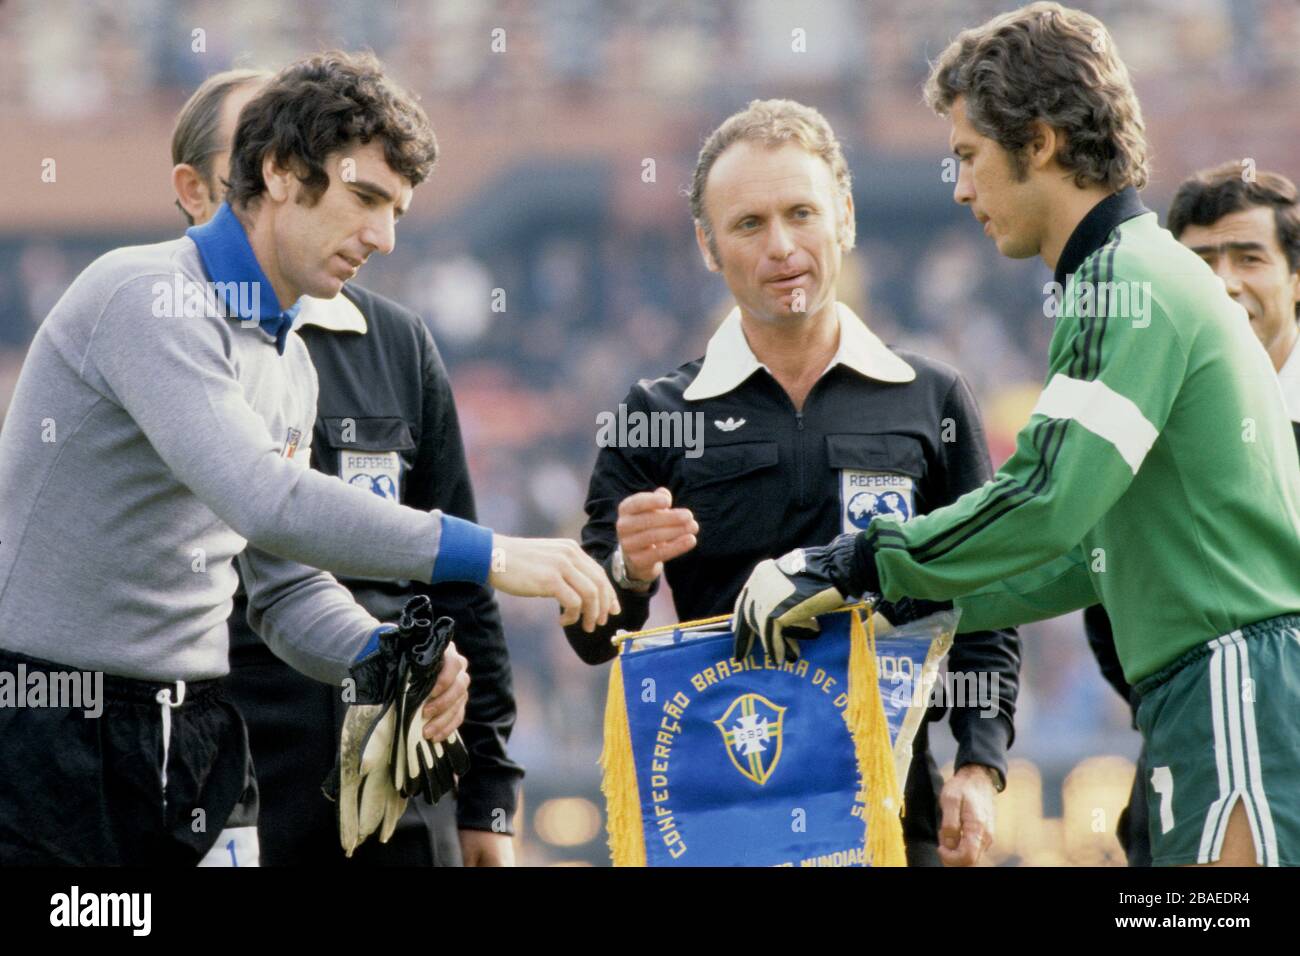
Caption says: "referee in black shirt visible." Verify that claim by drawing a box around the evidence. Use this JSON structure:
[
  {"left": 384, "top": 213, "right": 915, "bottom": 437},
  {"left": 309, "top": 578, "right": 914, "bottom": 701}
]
[
  {"left": 171, "top": 69, "right": 521, "bottom": 865},
  {"left": 566, "top": 99, "right": 1021, "bottom": 866}
]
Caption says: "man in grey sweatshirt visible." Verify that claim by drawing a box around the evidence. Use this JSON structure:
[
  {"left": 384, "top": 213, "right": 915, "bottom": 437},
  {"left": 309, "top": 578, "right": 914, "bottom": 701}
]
[
  {"left": 0, "top": 51, "right": 616, "bottom": 865},
  {"left": 174, "top": 68, "right": 523, "bottom": 867}
]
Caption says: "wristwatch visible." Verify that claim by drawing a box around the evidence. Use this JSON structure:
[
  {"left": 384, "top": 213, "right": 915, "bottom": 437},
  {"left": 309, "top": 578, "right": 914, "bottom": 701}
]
[
  {"left": 970, "top": 763, "right": 1006, "bottom": 793},
  {"left": 611, "top": 546, "right": 655, "bottom": 593}
]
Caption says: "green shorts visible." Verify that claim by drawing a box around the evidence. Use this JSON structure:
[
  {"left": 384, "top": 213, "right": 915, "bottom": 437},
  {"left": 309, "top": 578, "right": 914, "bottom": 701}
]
[{"left": 1134, "top": 615, "right": 1300, "bottom": 867}]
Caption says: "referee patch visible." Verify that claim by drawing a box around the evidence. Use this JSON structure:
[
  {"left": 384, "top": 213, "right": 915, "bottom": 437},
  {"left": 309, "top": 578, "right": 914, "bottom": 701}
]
[
  {"left": 340, "top": 450, "right": 401, "bottom": 501},
  {"left": 840, "top": 470, "right": 914, "bottom": 534}
]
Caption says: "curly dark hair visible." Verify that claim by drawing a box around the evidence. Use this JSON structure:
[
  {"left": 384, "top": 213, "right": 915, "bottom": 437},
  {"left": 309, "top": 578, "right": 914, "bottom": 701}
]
[
  {"left": 225, "top": 50, "right": 438, "bottom": 209},
  {"left": 925, "top": 2, "right": 1148, "bottom": 192}
]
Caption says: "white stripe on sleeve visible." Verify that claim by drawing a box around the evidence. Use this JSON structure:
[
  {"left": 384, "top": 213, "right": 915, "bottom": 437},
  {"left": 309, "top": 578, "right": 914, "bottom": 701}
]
[{"left": 1032, "top": 374, "right": 1160, "bottom": 474}]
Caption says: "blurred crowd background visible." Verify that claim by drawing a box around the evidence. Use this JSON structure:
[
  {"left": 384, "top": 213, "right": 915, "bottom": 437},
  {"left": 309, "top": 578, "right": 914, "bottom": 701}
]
[{"left": 2, "top": 0, "right": 1297, "bottom": 865}]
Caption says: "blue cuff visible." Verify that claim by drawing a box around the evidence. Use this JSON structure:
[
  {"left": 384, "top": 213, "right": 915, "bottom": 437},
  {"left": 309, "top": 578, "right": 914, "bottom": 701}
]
[
  {"left": 353, "top": 624, "right": 398, "bottom": 664},
  {"left": 431, "top": 514, "right": 494, "bottom": 586}
]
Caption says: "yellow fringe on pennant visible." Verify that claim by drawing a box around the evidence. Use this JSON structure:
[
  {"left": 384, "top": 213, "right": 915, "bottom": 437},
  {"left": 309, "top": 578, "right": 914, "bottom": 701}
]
[
  {"left": 845, "top": 606, "right": 907, "bottom": 867},
  {"left": 599, "top": 654, "right": 646, "bottom": 867}
]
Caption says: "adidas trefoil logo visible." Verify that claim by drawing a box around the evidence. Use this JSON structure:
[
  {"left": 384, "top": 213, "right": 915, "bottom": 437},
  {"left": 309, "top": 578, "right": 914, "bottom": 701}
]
[{"left": 714, "top": 417, "right": 746, "bottom": 432}]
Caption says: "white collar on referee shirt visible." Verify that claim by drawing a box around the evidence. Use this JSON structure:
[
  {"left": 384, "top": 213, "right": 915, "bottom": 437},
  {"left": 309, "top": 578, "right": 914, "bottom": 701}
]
[
  {"left": 294, "top": 291, "right": 368, "bottom": 334},
  {"left": 683, "top": 301, "right": 915, "bottom": 401},
  {"left": 1278, "top": 332, "right": 1300, "bottom": 423}
]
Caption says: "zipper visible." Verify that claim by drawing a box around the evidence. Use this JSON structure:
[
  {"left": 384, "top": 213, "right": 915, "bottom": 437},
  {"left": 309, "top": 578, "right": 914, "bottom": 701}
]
[
  {"left": 778, "top": 373, "right": 823, "bottom": 511},
  {"left": 795, "top": 411, "right": 806, "bottom": 508}
]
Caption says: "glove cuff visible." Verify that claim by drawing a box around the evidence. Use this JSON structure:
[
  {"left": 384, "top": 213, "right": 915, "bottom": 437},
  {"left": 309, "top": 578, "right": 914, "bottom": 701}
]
[
  {"left": 824, "top": 532, "right": 879, "bottom": 599},
  {"left": 352, "top": 624, "right": 398, "bottom": 665}
]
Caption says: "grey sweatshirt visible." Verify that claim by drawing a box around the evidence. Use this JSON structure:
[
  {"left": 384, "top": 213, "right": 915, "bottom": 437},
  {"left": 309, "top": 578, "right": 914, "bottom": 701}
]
[{"left": 0, "top": 237, "right": 491, "bottom": 683}]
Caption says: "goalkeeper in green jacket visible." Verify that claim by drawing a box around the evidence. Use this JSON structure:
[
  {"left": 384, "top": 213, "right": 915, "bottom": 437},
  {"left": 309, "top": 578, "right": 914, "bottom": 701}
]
[{"left": 733, "top": 2, "right": 1300, "bottom": 868}]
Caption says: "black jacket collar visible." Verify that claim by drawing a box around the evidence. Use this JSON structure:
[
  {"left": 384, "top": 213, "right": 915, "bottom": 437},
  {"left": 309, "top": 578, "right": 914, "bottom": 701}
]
[{"left": 1053, "top": 186, "right": 1150, "bottom": 288}]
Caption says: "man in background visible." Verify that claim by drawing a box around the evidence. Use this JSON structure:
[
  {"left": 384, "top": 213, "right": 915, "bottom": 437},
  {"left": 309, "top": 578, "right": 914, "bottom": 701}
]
[{"left": 1170, "top": 163, "right": 1300, "bottom": 446}]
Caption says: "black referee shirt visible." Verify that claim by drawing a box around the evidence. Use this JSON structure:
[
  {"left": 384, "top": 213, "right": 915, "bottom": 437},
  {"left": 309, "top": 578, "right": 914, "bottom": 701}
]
[
  {"left": 227, "top": 283, "right": 522, "bottom": 842},
  {"left": 565, "top": 304, "right": 1021, "bottom": 854}
]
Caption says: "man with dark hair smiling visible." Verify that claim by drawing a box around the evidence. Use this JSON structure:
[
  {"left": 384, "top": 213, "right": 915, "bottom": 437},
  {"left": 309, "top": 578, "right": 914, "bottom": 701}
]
[
  {"left": 0, "top": 50, "right": 615, "bottom": 865},
  {"left": 1169, "top": 163, "right": 1300, "bottom": 448},
  {"left": 170, "top": 67, "right": 523, "bottom": 867}
]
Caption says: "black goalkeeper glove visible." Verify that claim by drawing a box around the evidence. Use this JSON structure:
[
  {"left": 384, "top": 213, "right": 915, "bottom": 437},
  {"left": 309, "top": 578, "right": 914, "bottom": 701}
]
[
  {"left": 391, "top": 596, "right": 471, "bottom": 804},
  {"left": 731, "top": 533, "right": 876, "bottom": 664}
]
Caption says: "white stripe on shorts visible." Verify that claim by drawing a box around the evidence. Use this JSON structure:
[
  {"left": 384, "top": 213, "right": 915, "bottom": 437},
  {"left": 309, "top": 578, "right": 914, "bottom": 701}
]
[
  {"left": 1195, "top": 631, "right": 1277, "bottom": 866},
  {"left": 1231, "top": 633, "right": 1278, "bottom": 866},
  {"left": 1197, "top": 636, "right": 1234, "bottom": 863},
  {"left": 1216, "top": 638, "right": 1263, "bottom": 863}
]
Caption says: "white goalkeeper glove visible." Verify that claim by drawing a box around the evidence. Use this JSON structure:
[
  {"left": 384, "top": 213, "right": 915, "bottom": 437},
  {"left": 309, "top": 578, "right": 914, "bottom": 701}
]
[{"left": 328, "top": 625, "right": 407, "bottom": 857}]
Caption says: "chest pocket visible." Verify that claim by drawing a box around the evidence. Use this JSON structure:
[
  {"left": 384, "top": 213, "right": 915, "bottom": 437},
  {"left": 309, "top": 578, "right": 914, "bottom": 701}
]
[
  {"left": 677, "top": 440, "right": 780, "bottom": 555},
  {"left": 827, "top": 433, "right": 927, "bottom": 533},
  {"left": 322, "top": 417, "right": 417, "bottom": 502}
]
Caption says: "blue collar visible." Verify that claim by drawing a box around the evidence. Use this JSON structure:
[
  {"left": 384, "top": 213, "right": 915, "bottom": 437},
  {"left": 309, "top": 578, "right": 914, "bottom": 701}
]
[{"left": 186, "top": 202, "right": 302, "bottom": 355}]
